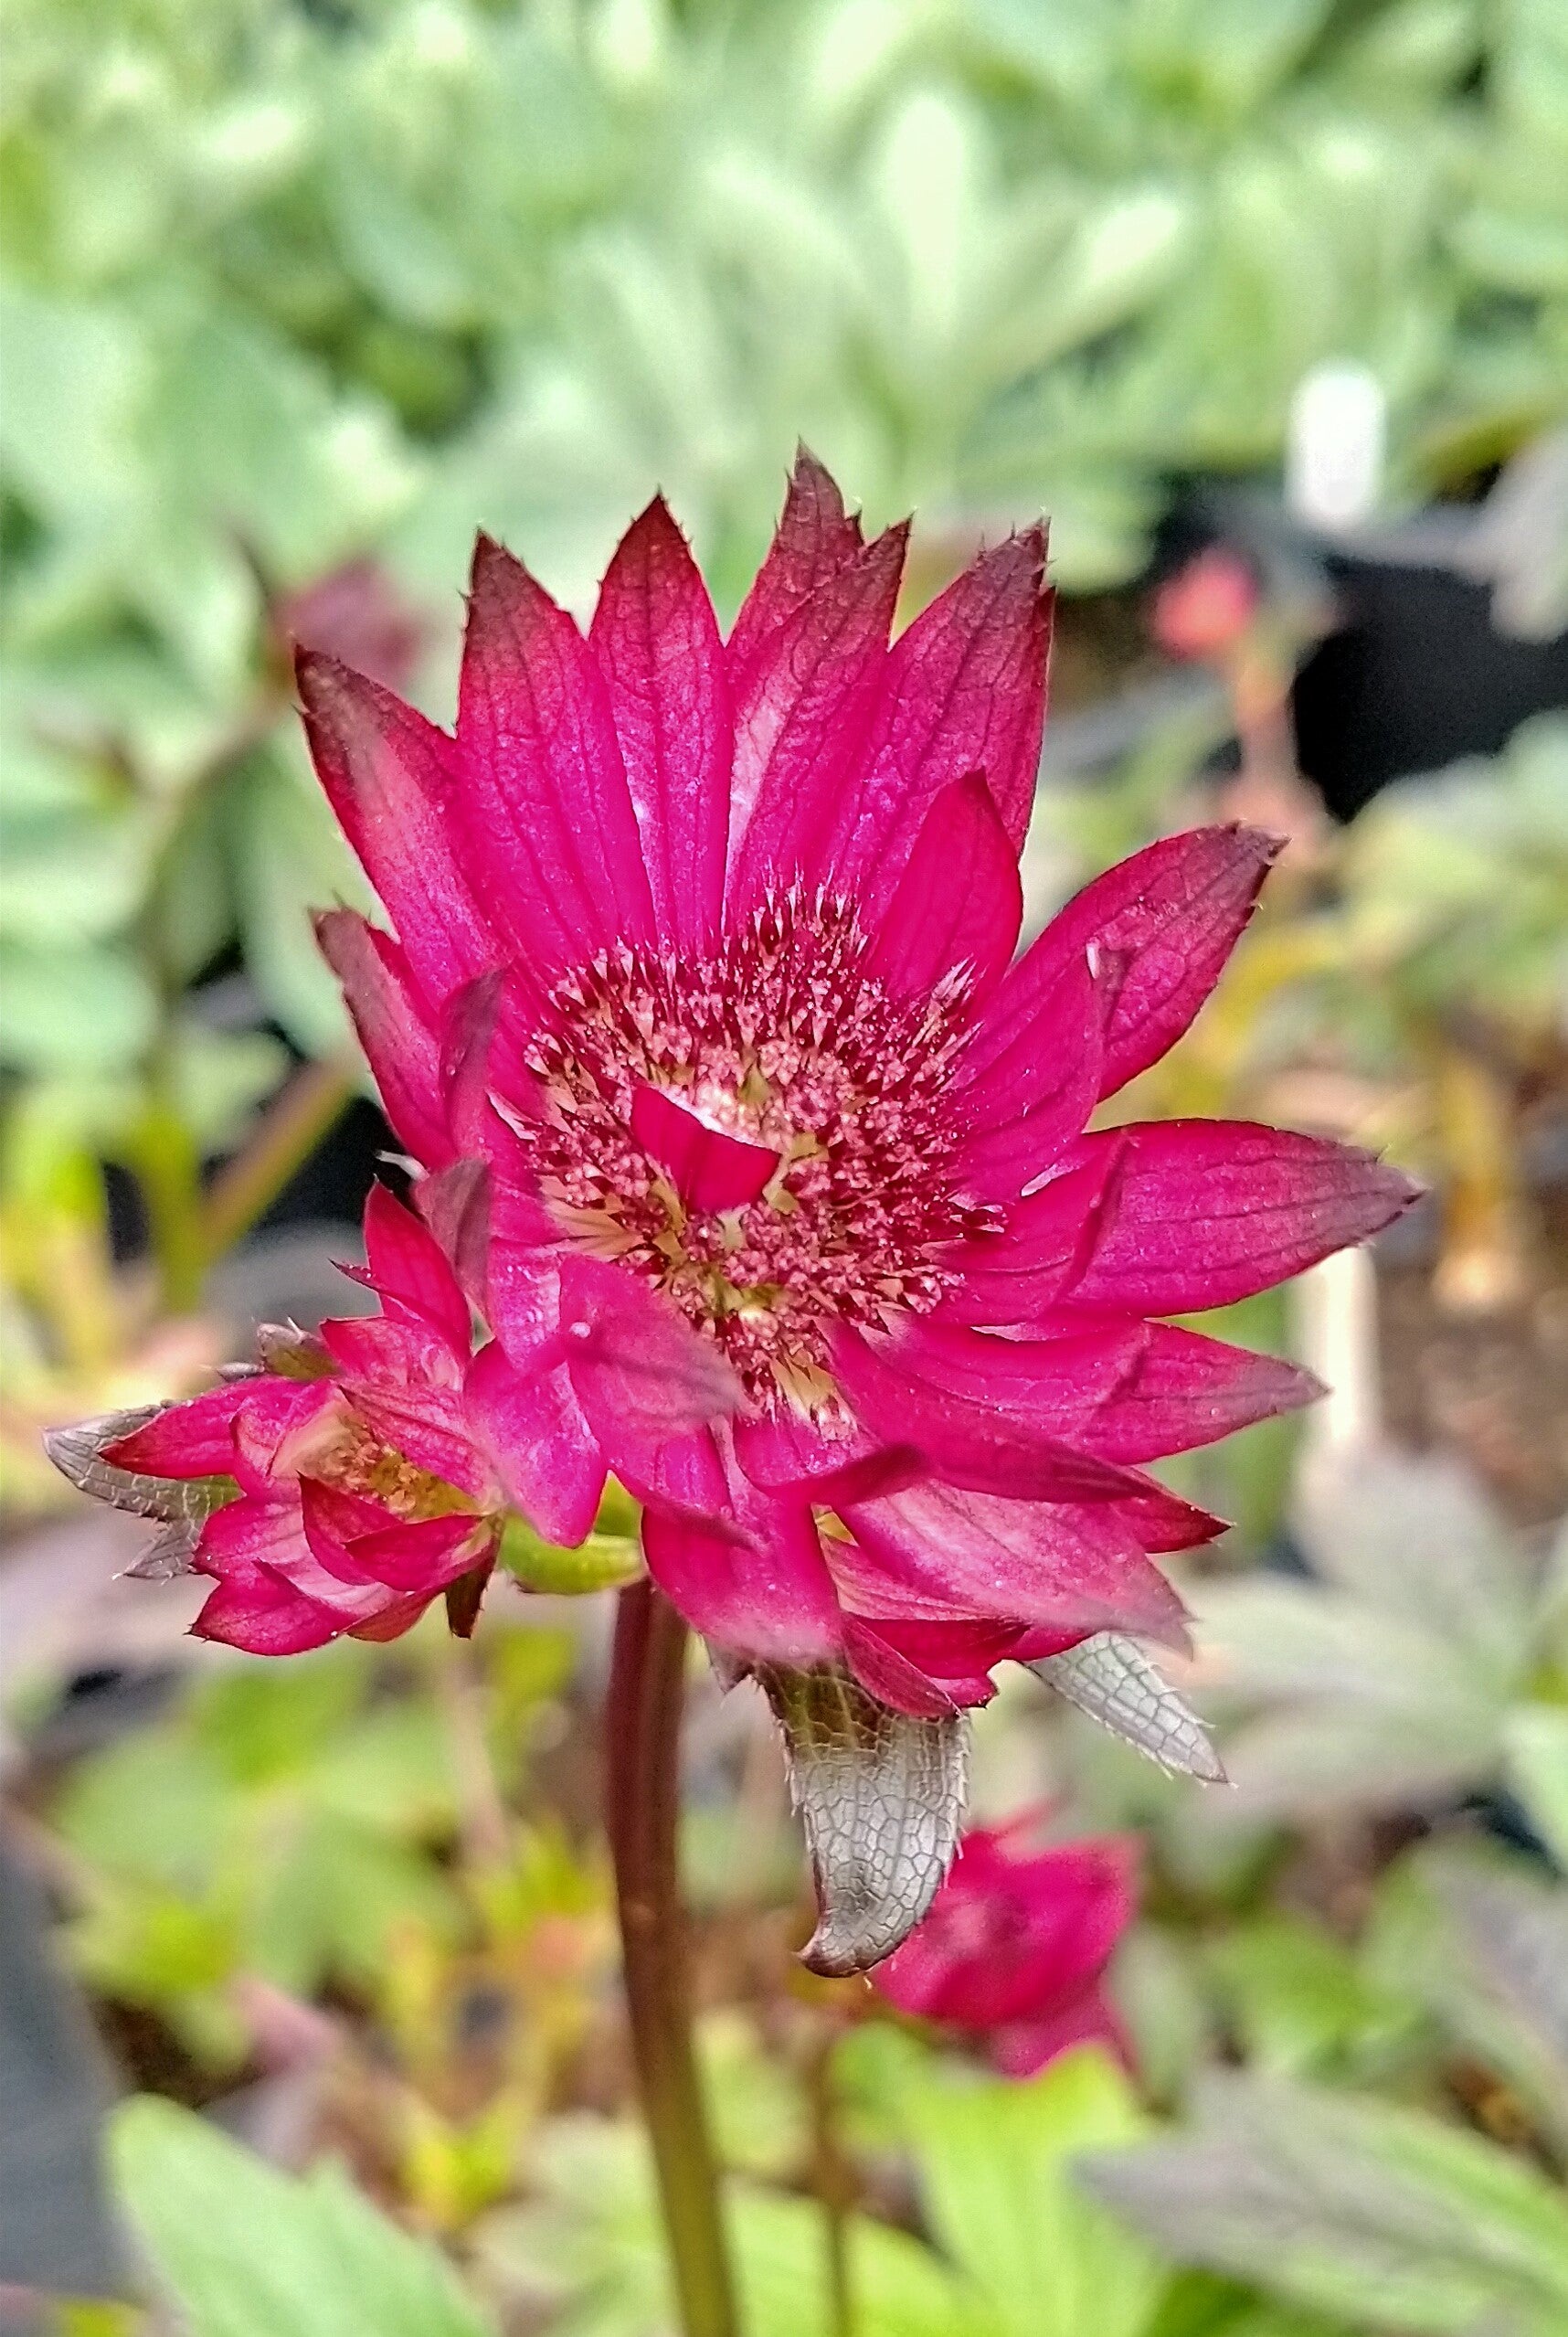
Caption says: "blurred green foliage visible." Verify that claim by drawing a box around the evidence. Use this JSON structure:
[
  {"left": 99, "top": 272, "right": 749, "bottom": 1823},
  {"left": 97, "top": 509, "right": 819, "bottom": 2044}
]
[
  {"left": 5, "top": 0, "right": 1566, "bottom": 621},
  {"left": 1192, "top": 1452, "right": 1568, "bottom": 1823},
  {"left": 4, "top": 0, "right": 1566, "bottom": 1376},
  {"left": 52, "top": 1638, "right": 466, "bottom": 2059},
  {"left": 106, "top": 2023, "right": 1568, "bottom": 2335},
  {"left": 110, "top": 2093, "right": 497, "bottom": 2337}
]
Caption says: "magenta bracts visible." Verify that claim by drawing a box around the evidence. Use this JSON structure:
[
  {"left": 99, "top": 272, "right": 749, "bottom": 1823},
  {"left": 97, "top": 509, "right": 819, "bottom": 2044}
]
[{"left": 290, "top": 451, "right": 1414, "bottom": 1711}]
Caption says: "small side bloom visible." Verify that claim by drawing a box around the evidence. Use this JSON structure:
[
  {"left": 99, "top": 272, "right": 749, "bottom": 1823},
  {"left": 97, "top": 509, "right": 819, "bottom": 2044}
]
[
  {"left": 46, "top": 1186, "right": 614, "bottom": 1653},
  {"left": 871, "top": 1822, "right": 1139, "bottom": 2077}
]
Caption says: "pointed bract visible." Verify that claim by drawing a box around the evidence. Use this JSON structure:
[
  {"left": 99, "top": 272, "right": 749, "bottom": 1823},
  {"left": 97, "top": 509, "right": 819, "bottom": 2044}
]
[
  {"left": 842, "top": 1479, "right": 1193, "bottom": 1650},
  {"left": 726, "top": 446, "right": 866, "bottom": 678},
  {"left": 457, "top": 535, "right": 655, "bottom": 973},
  {"left": 1056, "top": 1122, "right": 1421, "bottom": 1317},
  {"left": 1032, "top": 1633, "right": 1224, "bottom": 1780},
  {"left": 314, "top": 910, "right": 449, "bottom": 1166},
  {"left": 726, "top": 522, "right": 908, "bottom": 903},
  {"left": 296, "top": 651, "right": 493, "bottom": 994},
  {"left": 867, "top": 773, "right": 1023, "bottom": 1000},
  {"left": 644, "top": 1482, "right": 842, "bottom": 1671},
  {"left": 590, "top": 497, "right": 731, "bottom": 952},
  {"left": 763, "top": 1664, "right": 969, "bottom": 1977},
  {"left": 978, "top": 824, "right": 1281, "bottom": 1104},
  {"left": 837, "top": 526, "right": 1051, "bottom": 894}
]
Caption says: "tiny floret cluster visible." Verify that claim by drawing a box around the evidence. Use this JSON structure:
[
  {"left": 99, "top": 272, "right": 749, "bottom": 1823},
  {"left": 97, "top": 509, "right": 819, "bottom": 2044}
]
[{"left": 510, "top": 892, "right": 992, "bottom": 1402}]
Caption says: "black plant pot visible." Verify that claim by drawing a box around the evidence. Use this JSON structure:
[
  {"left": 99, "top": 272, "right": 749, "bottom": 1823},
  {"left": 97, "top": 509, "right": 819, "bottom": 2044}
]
[
  {"left": 1165, "top": 486, "right": 1568, "bottom": 820},
  {"left": 1290, "top": 547, "right": 1568, "bottom": 819}
]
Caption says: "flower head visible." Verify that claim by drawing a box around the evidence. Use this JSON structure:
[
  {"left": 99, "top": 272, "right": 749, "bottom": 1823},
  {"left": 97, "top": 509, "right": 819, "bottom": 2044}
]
[
  {"left": 51, "top": 453, "right": 1419, "bottom": 1969},
  {"left": 299, "top": 454, "right": 1411, "bottom": 1702},
  {"left": 45, "top": 1186, "right": 603, "bottom": 1653},
  {"left": 872, "top": 1822, "right": 1138, "bottom": 2076}
]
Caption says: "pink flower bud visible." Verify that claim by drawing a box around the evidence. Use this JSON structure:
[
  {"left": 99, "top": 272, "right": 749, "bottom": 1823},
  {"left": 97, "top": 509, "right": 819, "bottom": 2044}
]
[{"left": 1151, "top": 547, "right": 1260, "bottom": 662}]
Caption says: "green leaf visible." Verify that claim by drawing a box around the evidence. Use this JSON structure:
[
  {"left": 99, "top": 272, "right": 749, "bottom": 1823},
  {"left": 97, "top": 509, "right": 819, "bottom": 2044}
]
[
  {"left": 697, "top": 2012, "right": 808, "bottom": 2181},
  {"left": 1145, "top": 2271, "right": 1355, "bottom": 2337},
  {"left": 245, "top": 1804, "right": 457, "bottom": 1996},
  {"left": 136, "top": 296, "right": 419, "bottom": 578},
  {"left": 57, "top": 1729, "right": 231, "bottom": 1893},
  {"left": 52, "top": 1644, "right": 463, "bottom": 2040},
  {"left": 474, "top": 2112, "right": 992, "bottom": 2337},
  {"left": 1206, "top": 1914, "right": 1415, "bottom": 2079},
  {"left": 1367, "top": 1842, "right": 1568, "bottom": 2152},
  {"left": 0, "top": 940, "right": 155, "bottom": 1072},
  {"left": 305, "top": 1696, "right": 456, "bottom": 1833},
  {"left": 736, "top": 2186, "right": 993, "bottom": 2337},
  {"left": 1127, "top": 0, "right": 1337, "bottom": 121},
  {"left": 196, "top": 1643, "right": 366, "bottom": 1784},
  {"left": 982, "top": 186, "right": 1192, "bottom": 379},
  {"left": 1192, "top": 1450, "right": 1543, "bottom": 1820},
  {"left": 109, "top": 2097, "right": 494, "bottom": 2337},
  {"left": 0, "top": 287, "right": 146, "bottom": 525},
  {"left": 1326, "top": 0, "right": 1478, "bottom": 99},
  {"left": 69, "top": 1883, "right": 238, "bottom": 2014},
  {"left": 1108, "top": 1923, "right": 1215, "bottom": 2109},
  {"left": 0, "top": 786, "right": 159, "bottom": 946},
  {"left": 1086, "top": 2072, "right": 1568, "bottom": 2336},
  {"left": 902, "top": 2046, "right": 1165, "bottom": 2337},
  {"left": 230, "top": 749, "right": 368, "bottom": 1058},
  {"left": 158, "top": 778, "right": 237, "bottom": 983},
  {"left": 166, "top": 1025, "right": 291, "bottom": 1154}
]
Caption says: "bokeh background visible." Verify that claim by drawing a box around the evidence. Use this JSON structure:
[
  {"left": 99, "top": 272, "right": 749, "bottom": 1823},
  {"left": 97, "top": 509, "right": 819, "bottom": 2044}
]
[{"left": 2, "top": 2, "right": 1566, "bottom": 2331}]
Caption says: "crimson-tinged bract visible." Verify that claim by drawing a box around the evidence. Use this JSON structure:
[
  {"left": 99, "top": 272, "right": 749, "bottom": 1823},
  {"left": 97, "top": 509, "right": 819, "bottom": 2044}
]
[
  {"left": 48, "top": 453, "right": 1418, "bottom": 1970},
  {"left": 873, "top": 1822, "right": 1139, "bottom": 2077}
]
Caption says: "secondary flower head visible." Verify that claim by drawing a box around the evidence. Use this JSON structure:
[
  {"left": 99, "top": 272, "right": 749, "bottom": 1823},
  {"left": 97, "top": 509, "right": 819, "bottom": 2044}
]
[
  {"left": 45, "top": 1187, "right": 630, "bottom": 1654},
  {"left": 872, "top": 1821, "right": 1139, "bottom": 2076},
  {"left": 51, "top": 452, "right": 1418, "bottom": 1970}
]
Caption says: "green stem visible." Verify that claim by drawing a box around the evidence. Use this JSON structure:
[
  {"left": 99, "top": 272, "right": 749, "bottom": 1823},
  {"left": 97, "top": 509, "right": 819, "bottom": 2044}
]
[
  {"left": 807, "top": 2028, "right": 854, "bottom": 2337},
  {"left": 132, "top": 1099, "right": 207, "bottom": 1316},
  {"left": 198, "top": 1051, "right": 357, "bottom": 1269},
  {"left": 607, "top": 1583, "right": 739, "bottom": 2337}
]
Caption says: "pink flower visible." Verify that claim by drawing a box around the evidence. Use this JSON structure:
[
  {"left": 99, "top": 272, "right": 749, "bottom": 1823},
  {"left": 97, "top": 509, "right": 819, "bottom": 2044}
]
[
  {"left": 1150, "top": 547, "right": 1260, "bottom": 663},
  {"left": 872, "top": 1822, "right": 1138, "bottom": 2077},
  {"left": 297, "top": 451, "right": 1414, "bottom": 1727},
  {"left": 51, "top": 1187, "right": 550, "bottom": 1654},
  {"left": 51, "top": 454, "right": 1419, "bottom": 1971}
]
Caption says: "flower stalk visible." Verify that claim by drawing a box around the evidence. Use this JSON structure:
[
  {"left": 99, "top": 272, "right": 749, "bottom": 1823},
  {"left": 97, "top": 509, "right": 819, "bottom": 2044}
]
[
  {"left": 805, "top": 2026, "right": 856, "bottom": 2337},
  {"left": 607, "top": 1581, "right": 739, "bottom": 2337}
]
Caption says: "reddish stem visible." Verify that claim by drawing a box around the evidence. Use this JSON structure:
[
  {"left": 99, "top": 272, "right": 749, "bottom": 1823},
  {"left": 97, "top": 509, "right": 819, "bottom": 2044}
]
[{"left": 607, "top": 1582, "right": 739, "bottom": 2337}]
